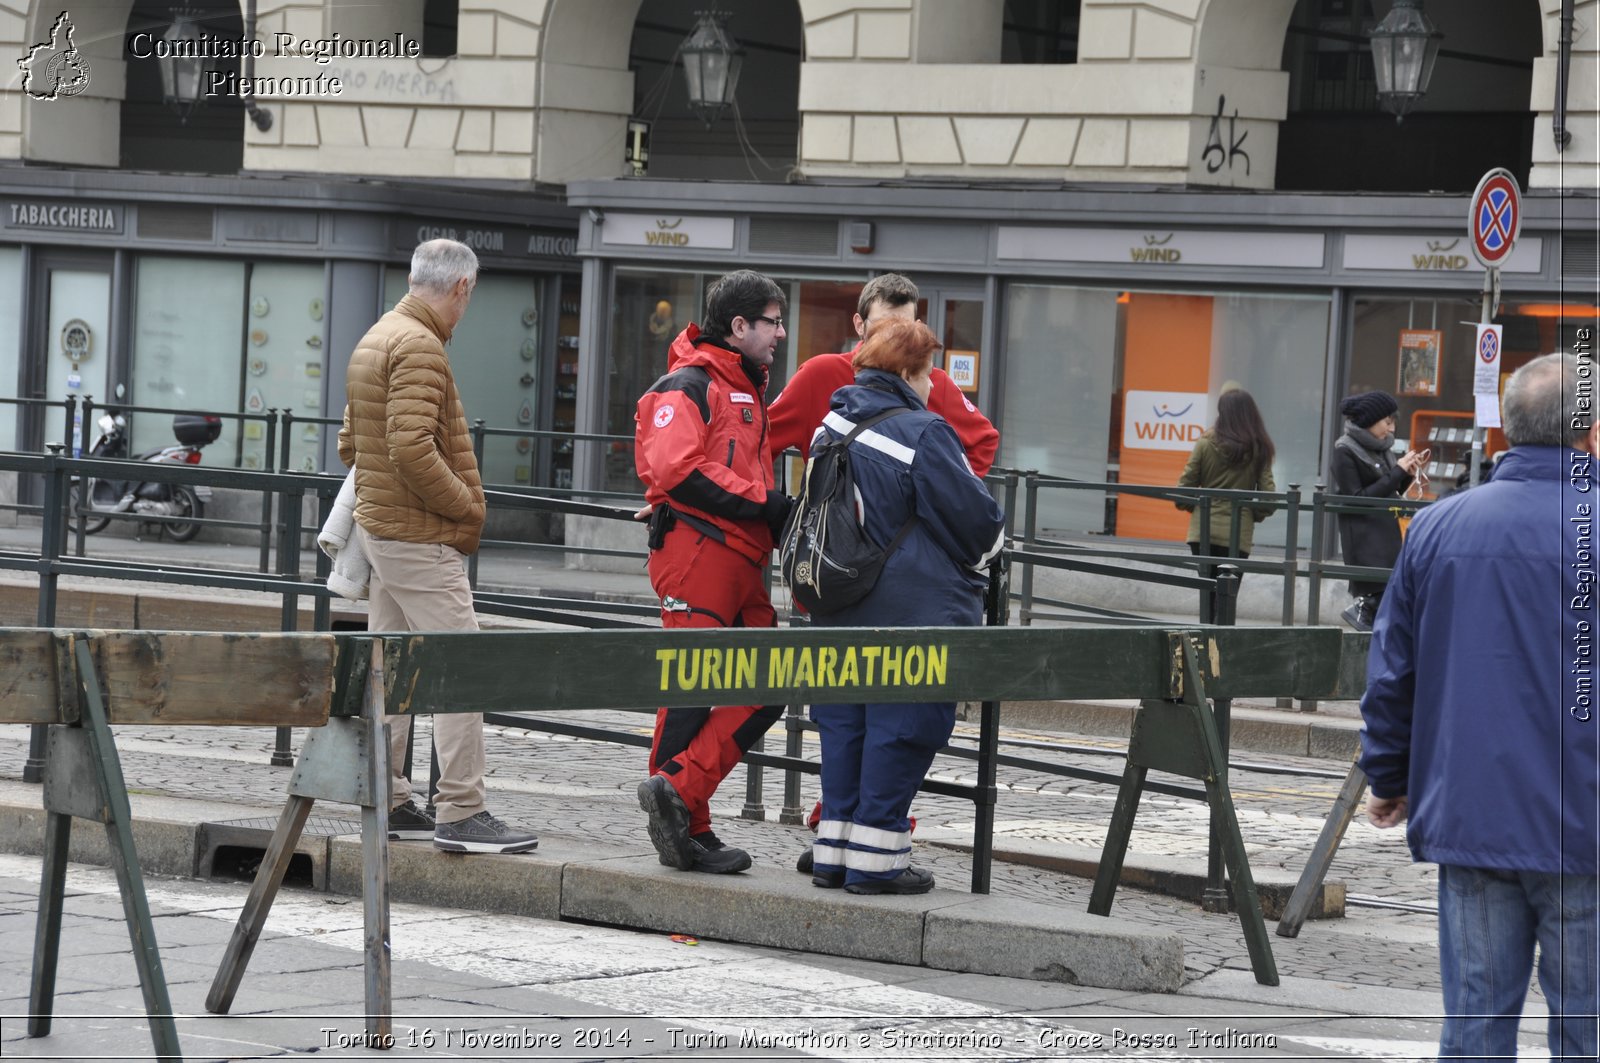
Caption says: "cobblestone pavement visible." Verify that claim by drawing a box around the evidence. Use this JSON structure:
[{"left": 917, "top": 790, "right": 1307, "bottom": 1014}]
[{"left": 0, "top": 707, "right": 1443, "bottom": 996}]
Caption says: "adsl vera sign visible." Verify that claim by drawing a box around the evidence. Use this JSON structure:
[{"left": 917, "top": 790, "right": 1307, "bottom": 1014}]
[{"left": 1123, "top": 390, "right": 1208, "bottom": 452}]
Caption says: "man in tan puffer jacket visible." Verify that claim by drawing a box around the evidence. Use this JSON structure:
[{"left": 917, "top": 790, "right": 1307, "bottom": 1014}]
[{"left": 338, "top": 237, "right": 538, "bottom": 855}]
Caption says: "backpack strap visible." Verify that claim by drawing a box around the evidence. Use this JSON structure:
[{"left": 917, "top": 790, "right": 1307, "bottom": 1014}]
[
  {"left": 884, "top": 509, "right": 920, "bottom": 554},
  {"left": 838, "top": 406, "right": 909, "bottom": 444},
  {"left": 837, "top": 406, "right": 918, "bottom": 550}
]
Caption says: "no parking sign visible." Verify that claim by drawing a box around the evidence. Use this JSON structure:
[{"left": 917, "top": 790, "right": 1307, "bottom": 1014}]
[
  {"left": 1474, "top": 323, "right": 1503, "bottom": 427},
  {"left": 1469, "top": 168, "right": 1521, "bottom": 270}
]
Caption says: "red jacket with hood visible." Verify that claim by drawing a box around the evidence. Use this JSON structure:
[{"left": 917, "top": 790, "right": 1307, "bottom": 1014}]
[
  {"left": 635, "top": 324, "right": 776, "bottom": 564},
  {"left": 767, "top": 349, "right": 1000, "bottom": 476}
]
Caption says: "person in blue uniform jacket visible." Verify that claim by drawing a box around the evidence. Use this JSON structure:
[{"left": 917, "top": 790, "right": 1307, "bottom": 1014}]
[
  {"left": 1359, "top": 352, "right": 1599, "bottom": 1062},
  {"left": 806, "top": 318, "right": 1007, "bottom": 896}
]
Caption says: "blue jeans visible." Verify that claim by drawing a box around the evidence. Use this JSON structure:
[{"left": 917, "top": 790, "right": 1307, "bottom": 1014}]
[{"left": 1437, "top": 864, "right": 1599, "bottom": 1061}]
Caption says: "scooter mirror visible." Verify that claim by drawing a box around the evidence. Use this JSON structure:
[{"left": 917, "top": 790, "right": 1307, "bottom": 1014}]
[{"left": 97, "top": 414, "right": 116, "bottom": 433}]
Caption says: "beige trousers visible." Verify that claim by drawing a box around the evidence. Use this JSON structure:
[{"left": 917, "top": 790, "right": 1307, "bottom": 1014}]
[{"left": 360, "top": 527, "right": 487, "bottom": 824}]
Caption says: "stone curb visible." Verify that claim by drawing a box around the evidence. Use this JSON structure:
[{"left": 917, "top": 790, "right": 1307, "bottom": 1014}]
[{"left": 0, "top": 792, "right": 1185, "bottom": 994}]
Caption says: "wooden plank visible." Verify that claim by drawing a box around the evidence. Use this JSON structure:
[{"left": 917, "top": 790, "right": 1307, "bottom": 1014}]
[
  {"left": 1332, "top": 632, "right": 1373, "bottom": 700},
  {"left": 0, "top": 629, "right": 70, "bottom": 725},
  {"left": 72, "top": 638, "right": 182, "bottom": 1057},
  {"left": 380, "top": 625, "right": 1345, "bottom": 716},
  {"left": 206, "top": 795, "right": 315, "bottom": 1015},
  {"left": 90, "top": 632, "right": 337, "bottom": 726},
  {"left": 27, "top": 813, "right": 70, "bottom": 1037},
  {"left": 1200, "top": 627, "right": 1345, "bottom": 698}
]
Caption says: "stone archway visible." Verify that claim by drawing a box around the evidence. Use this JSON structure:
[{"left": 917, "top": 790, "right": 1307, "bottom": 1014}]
[
  {"left": 541, "top": 0, "right": 645, "bottom": 68},
  {"left": 1196, "top": 0, "right": 1571, "bottom": 192},
  {"left": 14, "top": 0, "right": 136, "bottom": 165},
  {"left": 1194, "top": 0, "right": 1297, "bottom": 69},
  {"left": 10, "top": 0, "right": 250, "bottom": 169},
  {"left": 537, "top": 0, "right": 817, "bottom": 183},
  {"left": 120, "top": 0, "right": 248, "bottom": 173}
]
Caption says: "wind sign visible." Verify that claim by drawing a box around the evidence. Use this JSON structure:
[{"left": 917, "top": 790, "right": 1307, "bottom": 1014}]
[{"left": 1123, "top": 391, "right": 1209, "bottom": 452}]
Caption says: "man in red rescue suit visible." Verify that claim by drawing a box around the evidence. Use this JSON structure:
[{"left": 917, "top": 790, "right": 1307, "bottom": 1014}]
[
  {"left": 767, "top": 272, "right": 1001, "bottom": 876},
  {"left": 634, "top": 270, "right": 794, "bottom": 874}
]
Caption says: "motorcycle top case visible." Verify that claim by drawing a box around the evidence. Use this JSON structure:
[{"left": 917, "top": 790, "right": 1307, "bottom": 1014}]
[{"left": 172, "top": 414, "right": 223, "bottom": 446}]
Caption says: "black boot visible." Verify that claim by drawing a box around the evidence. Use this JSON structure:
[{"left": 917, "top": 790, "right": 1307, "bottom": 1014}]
[{"left": 1340, "top": 597, "right": 1374, "bottom": 632}]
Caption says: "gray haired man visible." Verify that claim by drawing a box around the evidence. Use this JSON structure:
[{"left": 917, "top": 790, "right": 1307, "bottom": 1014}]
[{"left": 338, "top": 238, "right": 538, "bottom": 854}]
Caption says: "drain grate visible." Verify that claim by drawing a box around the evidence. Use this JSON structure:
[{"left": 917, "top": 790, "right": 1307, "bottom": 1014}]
[{"left": 196, "top": 815, "right": 363, "bottom": 891}]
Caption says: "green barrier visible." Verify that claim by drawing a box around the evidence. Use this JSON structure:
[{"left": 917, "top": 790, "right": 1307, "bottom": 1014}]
[
  {"left": 7, "top": 623, "right": 1350, "bottom": 1057},
  {"left": 372, "top": 624, "right": 1345, "bottom": 713}
]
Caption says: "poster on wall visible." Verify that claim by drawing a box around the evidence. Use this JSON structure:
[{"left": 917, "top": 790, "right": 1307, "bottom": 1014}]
[
  {"left": 1397, "top": 329, "right": 1442, "bottom": 397},
  {"left": 946, "top": 349, "right": 980, "bottom": 393}
]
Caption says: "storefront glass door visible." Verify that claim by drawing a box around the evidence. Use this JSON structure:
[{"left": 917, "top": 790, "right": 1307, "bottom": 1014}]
[
  {"left": 43, "top": 265, "right": 111, "bottom": 457},
  {"left": 0, "top": 248, "right": 21, "bottom": 451},
  {"left": 928, "top": 289, "right": 986, "bottom": 405}
]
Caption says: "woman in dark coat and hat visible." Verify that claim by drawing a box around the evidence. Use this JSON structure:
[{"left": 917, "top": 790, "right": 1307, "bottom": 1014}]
[{"left": 1329, "top": 390, "right": 1427, "bottom": 630}]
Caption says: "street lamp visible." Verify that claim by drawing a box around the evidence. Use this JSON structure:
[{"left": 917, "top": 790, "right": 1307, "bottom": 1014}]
[
  {"left": 157, "top": 9, "right": 210, "bottom": 123},
  {"left": 1369, "top": 0, "right": 1441, "bottom": 123},
  {"left": 679, "top": 11, "right": 743, "bottom": 129}
]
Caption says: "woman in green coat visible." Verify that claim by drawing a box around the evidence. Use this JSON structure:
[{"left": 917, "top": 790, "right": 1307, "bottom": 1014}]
[{"left": 1175, "top": 388, "right": 1277, "bottom": 561}]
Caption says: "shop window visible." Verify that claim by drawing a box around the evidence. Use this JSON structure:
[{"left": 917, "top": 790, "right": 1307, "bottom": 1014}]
[
  {"left": 605, "top": 268, "right": 865, "bottom": 493},
  {"left": 1348, "top": 296, "right": 1477, "bottom": 461},
  {"left": 607, "top": 269, "right": 707, "bottom": 493},
  {"left": 553, "top": 277, "right": 582, "bottom": 491},
  {"left": 1000, "top": 284, "right": 1119, "bottom": 534},
  {"left": 0, "top": 248, "right": 20, "bottom": 450},
  {"left": 1001, "top": 284, "right": 1329, "bottom": 547},
  {"left": 236, "top": 263, "right": 328, "bottom": 472},
  {"left": 1347, "top": 295, "right": 1599, "bottom": 493},
  {"left": 1001, "top": 0, "right": 1080, "bottom": 64},
  {"left": 134, "top": 258, "right": 325, "bottom": 471},
  {"left": 130, "top": 257, "right": 247, "bottom": 463},
  {"left": 384, "top": 268, "right": 545, "bottom": 488}
]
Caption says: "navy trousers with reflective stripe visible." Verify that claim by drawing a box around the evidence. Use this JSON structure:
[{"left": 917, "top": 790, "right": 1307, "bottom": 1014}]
[{"left": 811, "top": 700, "right": 954, "bottom": 885}]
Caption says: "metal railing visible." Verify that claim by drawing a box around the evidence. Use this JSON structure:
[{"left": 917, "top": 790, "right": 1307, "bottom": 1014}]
[
  {"left": 1001, "top": 467, "right": 1428, "bottom": 631},
  {"left": 1, "top": 442, "right": 1276, "bottom": 895}
]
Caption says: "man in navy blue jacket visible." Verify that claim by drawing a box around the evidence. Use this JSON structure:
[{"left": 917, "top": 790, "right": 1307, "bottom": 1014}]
[{"left": 1360, "top": 351, "right": 1599, "bottom": 1062}]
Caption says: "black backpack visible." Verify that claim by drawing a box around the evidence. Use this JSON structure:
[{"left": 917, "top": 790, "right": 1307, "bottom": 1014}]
[{"left": 779, "top": 408, "right": 919, "bottom": 616}]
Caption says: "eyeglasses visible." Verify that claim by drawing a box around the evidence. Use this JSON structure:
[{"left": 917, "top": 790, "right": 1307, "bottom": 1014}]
[{"left": 750, "top": 314, "right": 784, "bottom": 329}]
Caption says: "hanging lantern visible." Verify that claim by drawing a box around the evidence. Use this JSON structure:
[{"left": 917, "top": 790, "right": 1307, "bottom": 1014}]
[
  {"left": 1370, "top": 0, "right": 1442, "bottom": 123},
  {"left": 679, "top": 11, "right": 743, "bottom": 129},
  {"left": 157, "top": 9, "right": 212, "bottom": 123}
]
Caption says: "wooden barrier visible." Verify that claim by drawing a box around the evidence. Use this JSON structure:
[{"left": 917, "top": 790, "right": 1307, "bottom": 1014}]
[
  {"left": 1277, "top": 632, "right": 1375, "bottom": 939},
  {"left": 204, "top": 622, "right": 1346, "bottom": 1050},
  {"left": 5, "top": 624, "right": 1349, "bottom": 1057},
  {"left": 0, "top": 629, "right": 338, "bottom": 1063}
]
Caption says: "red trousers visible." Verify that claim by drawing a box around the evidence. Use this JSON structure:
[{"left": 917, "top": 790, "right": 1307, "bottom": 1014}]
[{"left": 646, "top": 529, "right": 782, "bottom": 835}]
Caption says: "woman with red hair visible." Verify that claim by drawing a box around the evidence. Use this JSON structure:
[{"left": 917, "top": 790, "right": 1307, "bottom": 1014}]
[{"left": 805, "top": 318, "right": 1006, "bottom": 895}]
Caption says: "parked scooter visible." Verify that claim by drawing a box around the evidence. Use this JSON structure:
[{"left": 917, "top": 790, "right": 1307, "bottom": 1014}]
[{"left": 73, "top": 413, "right": 222, "bottom": 542}]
